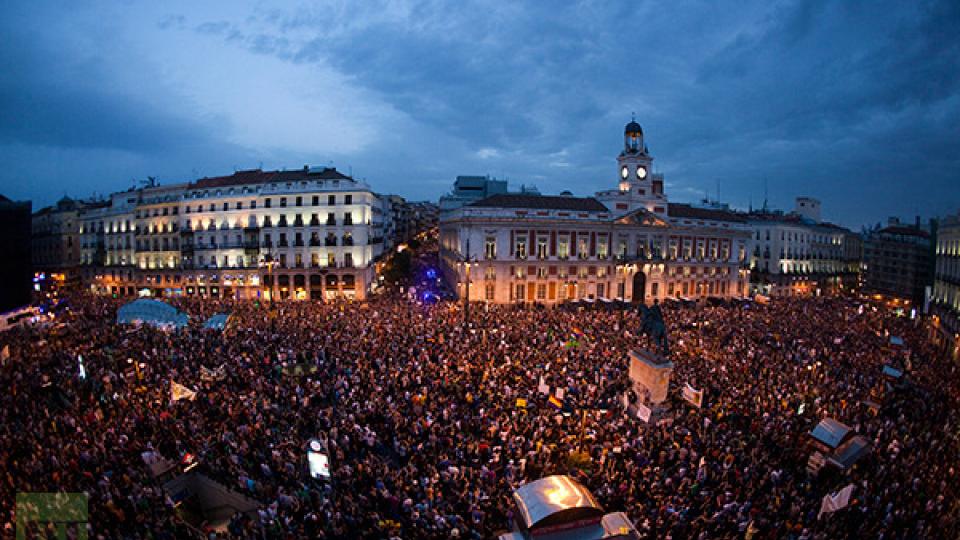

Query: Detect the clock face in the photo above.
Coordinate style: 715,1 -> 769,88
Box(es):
621,165 -> 629,179
636,166 -> 647,179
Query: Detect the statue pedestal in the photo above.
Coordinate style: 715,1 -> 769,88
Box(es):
628,349 -> 673,404
626,349 -> 674,423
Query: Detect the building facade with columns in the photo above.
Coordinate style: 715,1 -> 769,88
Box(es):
440,120 -> 751,305
78,167 -> 388,300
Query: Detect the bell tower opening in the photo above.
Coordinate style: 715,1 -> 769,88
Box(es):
624,114 -> 644,154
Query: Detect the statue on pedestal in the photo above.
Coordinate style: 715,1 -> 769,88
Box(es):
638,300 -> 669,357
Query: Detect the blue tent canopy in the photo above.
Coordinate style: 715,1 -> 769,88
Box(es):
882,365 -> 903,379
204,313 -> 231,330
117,299 -> 189,329
811,418 -> 851,449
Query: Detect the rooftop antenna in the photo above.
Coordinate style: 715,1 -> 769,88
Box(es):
762,177 -> 769,212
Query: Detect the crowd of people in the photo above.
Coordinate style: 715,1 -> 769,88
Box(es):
1,283 -> 958,539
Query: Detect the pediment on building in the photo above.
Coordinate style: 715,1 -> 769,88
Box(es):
613,208 -> 669,227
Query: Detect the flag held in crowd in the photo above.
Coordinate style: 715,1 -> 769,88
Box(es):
682,383 -> 703,408
171,380 -> 197,402
547,395 -> 563,410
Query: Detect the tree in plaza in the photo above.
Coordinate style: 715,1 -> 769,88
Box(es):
383,249 -> 413,285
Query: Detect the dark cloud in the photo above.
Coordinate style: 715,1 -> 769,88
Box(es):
1,0 -> 957,228
0,8 -> 220,154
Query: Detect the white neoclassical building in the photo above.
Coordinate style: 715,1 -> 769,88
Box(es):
78,167 -> 389,300
440,120 -> 751,305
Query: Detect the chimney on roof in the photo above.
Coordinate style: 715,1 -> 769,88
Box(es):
303,165 -> 309,172
915,215 -> 921,229
888,217 -> 900,227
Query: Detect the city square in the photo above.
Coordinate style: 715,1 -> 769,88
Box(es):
1,1 -> 959,539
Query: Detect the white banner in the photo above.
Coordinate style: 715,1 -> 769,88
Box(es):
682,383 -> 703,408
818,484 -> 855,519
636,403 -> 652,423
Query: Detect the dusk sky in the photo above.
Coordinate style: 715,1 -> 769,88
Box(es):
2,1 -> 958,229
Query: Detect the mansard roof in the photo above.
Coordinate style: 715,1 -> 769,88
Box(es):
468,194 -> 608,212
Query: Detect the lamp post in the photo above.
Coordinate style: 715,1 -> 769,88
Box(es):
260,253 -> 277,307
462,236 -> 476,326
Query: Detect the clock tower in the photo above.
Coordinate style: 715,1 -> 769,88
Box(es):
618,117 -> 654,192
597,116 -> 668,217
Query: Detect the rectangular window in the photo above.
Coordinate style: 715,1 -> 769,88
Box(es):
515,238 -> 527,259
537,267 -> 547,278
577,238 -> 588,259
597,240 -> 608,259
485,267 -> 496,280
265,198 -> 272,208
485,237 -> 497,259
537,237 -> 548,258
327,213 -> 336,225
279,253 -> 287,267
328,195 -> 336,205
327,253 -> 336,267
485,284 -> 495,301
515,284 -> 525,302
558,239 -> 570,259
251,201 -> 257,209
312,195 -> 319,206
280,197 -> 287,208
536,283 -> 546,300
296,196 -> 302,207
345,195 -> 352,204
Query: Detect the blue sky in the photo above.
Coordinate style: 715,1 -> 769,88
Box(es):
1,0 -> 958,228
